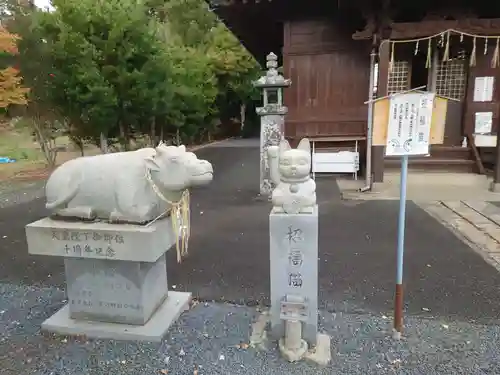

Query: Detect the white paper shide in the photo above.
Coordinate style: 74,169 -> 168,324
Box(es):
385,92 -> 435,157
474,112 -> 493,134
473,76 -> 494,103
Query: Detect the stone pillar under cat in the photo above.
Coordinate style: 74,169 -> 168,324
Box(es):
25,217 -> 190,342
269,205 -> 319,345
254,52 -> 291,196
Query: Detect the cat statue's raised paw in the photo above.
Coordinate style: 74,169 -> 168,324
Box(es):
267,138 -> 316,214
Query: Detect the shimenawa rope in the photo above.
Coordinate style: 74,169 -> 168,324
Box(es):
145,168 -> 190,263
381,28 -> 500,68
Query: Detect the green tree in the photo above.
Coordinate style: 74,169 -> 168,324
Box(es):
11,0 -> 260,151
31,0 -> 174,150
207,23 -> 260,128
3,1 -> 67,165
157,0 -> 261,135
161,0 -> 217,47
163,44 -> 218,143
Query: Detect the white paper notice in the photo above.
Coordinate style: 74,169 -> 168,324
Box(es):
473,76 -> 494,102
385,92 -> 435,156
474,112 -> 493,134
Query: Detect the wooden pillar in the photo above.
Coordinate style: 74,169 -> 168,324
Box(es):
490,125 -> 500,191
372,40 -> 390,183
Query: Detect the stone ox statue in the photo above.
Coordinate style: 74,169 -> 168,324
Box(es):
45,143 -> 213,224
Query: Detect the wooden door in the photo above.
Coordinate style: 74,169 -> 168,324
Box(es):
283,20 -> 371,139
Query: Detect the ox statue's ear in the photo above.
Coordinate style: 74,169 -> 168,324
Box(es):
178,145 -> 186,152
155,145 -> 164,156
145,156 -> 160,171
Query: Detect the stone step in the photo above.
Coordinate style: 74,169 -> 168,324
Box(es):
385,158 -> 476,173
417,201 -> 500,271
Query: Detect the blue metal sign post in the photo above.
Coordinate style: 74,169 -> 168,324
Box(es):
379,89 -> 434,339
393,154 -> 409,340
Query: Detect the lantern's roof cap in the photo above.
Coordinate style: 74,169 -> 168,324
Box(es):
254,52 -> 291,88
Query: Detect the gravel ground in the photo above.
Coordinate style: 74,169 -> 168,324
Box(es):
1,282 -> 500,375
0,180 -> 45,209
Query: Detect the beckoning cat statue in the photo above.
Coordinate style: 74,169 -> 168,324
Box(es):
45,142 -> 213,224
267,138 -> 316,214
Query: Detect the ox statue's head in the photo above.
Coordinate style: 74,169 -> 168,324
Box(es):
145,143 -> 213,192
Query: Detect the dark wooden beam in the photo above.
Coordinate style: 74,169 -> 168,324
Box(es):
372,40 -> 390,183
390,18 -> 500,39
490,122 -> 500,191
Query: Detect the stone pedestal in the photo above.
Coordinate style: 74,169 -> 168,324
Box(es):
269,206 -> 318,345
25,217 -> 191,342
258,110 -> 287,195
64,256 -> 167,325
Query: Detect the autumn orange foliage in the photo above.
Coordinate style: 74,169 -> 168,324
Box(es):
0,26 -> 19,55
0,26 -> 28,108
0,66 -> 29,107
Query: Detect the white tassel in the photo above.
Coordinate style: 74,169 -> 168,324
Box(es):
492,38 -> 500,68
470,37 -> 477,66
442,31 -> 450,61
389,42 -> 395,72
425,39 -> 432,68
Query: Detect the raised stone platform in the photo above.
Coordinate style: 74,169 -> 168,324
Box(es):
42,291 -> 191,342
26,217 -> 176,262
26,217 -> 188,342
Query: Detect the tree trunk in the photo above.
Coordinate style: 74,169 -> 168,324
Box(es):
118,121 -> 130,151
175,129 -> 181,145
32,119 -> 58,168
100,132 -> 108,154
70,133 -> 85,156
49,139 -> 58,167
160,125 -> 164,142
240,103 -> 246,133
76,139 -> 85,156
150,117 -> 156,146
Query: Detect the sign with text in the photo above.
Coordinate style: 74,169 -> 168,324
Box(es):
385,92 -> 435,157
474,111 -> 493,134
52,229 -> 123,258
473,76 -> 494,102
269,208 -> 319,345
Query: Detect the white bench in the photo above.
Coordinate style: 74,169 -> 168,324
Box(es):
310,136 -> 364,180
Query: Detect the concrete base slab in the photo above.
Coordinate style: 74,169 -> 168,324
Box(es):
338,172 -> 500,202
490,182 -> 500,192
249,311 -> 270,350
41,291 -> 191,342
279,337 -> 308,362
305,333 -> 331,366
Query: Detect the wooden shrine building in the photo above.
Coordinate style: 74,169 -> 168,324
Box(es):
211,0 -> 500,182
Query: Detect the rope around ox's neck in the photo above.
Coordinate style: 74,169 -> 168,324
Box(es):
145,168 -> 190,263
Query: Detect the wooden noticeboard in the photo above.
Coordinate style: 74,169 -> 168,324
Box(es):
372,95 -> 448,146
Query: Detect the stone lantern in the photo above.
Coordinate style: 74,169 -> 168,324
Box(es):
254,52 -> 291,195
